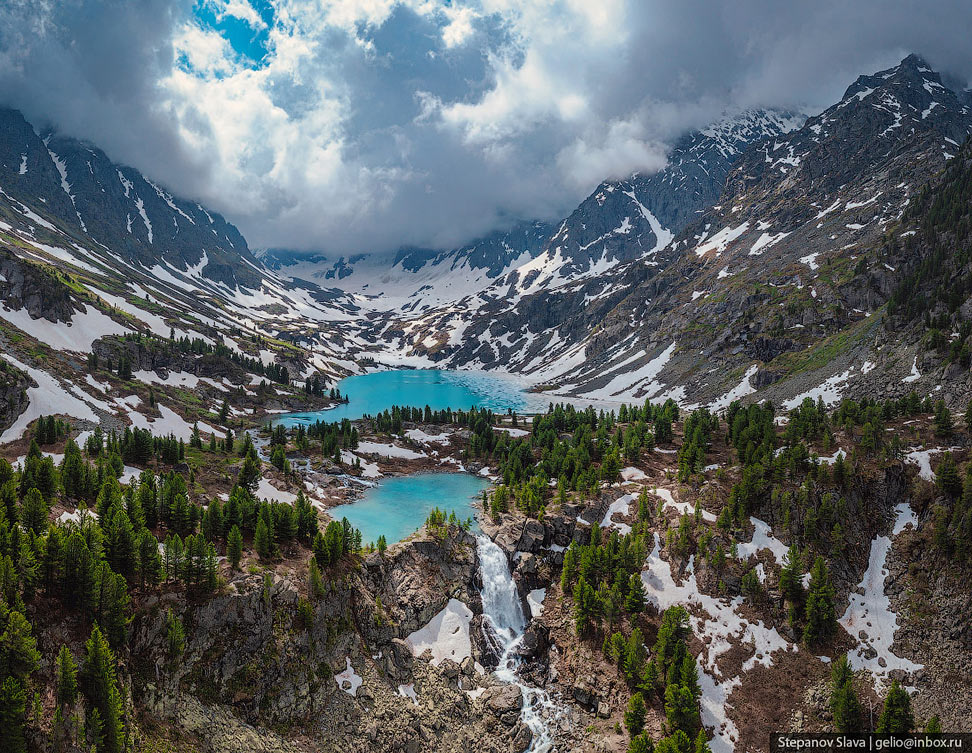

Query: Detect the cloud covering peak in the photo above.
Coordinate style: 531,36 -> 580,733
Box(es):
1,0 -> 970,255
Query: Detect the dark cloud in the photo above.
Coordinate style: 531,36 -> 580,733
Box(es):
0,0 -> 969,256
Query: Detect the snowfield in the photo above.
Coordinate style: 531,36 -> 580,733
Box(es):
405,598 -> 474,666
0,354 -> 101,443
0,304 -> 128,352
641,533 -> 793,753
840,503 -> 923,689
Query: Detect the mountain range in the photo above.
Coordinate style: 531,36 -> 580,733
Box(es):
2,52 -> 972,753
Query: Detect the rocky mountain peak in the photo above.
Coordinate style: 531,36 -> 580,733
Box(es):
0,108 -> 261,288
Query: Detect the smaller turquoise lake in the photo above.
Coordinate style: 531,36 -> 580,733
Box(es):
275,369 -> 550,425
330,472 -> 489,545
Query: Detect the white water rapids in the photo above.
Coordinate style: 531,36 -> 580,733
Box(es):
476,534 -> 563,752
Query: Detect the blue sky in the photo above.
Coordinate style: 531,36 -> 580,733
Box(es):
1,0 -> 970,255
190,0 -> 276,70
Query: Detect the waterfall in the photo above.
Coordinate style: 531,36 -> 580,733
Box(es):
476,535 -> 561,753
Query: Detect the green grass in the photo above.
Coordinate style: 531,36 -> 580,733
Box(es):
768,309 -> 884,376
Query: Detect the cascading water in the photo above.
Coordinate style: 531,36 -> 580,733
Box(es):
476,534 -> 562,753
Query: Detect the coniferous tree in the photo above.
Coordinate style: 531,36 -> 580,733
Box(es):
876,681 -> 914,733
0,676 -> 27,753
779,545 -> 805,624
829,654 -> 862,732
136,530 -> 162,588
934,400 -> 954,438
624,628 -> 648,684
803,556 -> 837,646
625,572 -> 646,614
227,525 -> 243,570
936,452 -> 962,499
20,488 -> 49,535
665,682 -> 700,735
572,576 -> 597,636
0,607 -> 39,681
95,564 -> 130,647
56,645 -> 79,706
80,625 -> 125,753
629,733 -> 655,753
694,730 -> 712,753
254,518 -> 272,561
238,447 -> 261,492
625,691 -> 647,737
61,440 -> 87,499
308,558 -> 325,598
164,608 -> 185,666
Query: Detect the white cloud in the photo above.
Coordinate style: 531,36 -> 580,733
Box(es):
215,0 -> 269,30
441,5 -> 477,48
556,117 -> 669,190
2,0 -> 971,256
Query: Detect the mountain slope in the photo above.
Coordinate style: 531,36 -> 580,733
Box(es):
571,53 -> 972,407
0,108 -> 369,443
261,220 -> 553,313
370,108 -> 804,368
412,54 -> 972,409
0,109 -> 260,288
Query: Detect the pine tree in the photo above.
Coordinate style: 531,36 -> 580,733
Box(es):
80,625 -> 124,753
829,654 -> 862,732
61,440 -> 87,499
934,400 -> 954,438
95,564 -> 130,647
925,716 -> 942,733
137,530 -> 162,588
56,644 -> 79,706
572,576 -> 597,636
254,518 -> 272,561
629,732 -> 655,753
694,730 -> 712,753
655,731 -> 692,753
625,572 -> 646,614
665,682 -> 700,735
20,487 -> 49,535
0,609 -> 40,679
0,676 -> 27,753
238,447 -> 261,492
164,608 -> 185,666
876,680 -> 914,733
779,545 -> 805,608
227,525 -> 243,570
936,452 -> 962,499
308,557 -> 325,598
625,691 -> 647,737
624,628 -> 647,684
803,556 -> 837,646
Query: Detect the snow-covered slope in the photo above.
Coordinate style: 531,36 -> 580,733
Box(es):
261,220 -> 552,313
362,109 -> 805,373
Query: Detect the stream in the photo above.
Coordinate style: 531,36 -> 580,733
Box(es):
476,535 -> 562,753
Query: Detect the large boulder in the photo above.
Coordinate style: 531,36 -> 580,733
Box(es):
482,684 -> 523,726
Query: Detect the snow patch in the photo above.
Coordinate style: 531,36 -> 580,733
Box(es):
405,598 -> 474,666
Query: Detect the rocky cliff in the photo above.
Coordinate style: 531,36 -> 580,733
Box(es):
128,525 -> 541,753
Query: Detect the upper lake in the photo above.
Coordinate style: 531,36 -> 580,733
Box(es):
328,472 -> 489,545
275,368 -> 554,425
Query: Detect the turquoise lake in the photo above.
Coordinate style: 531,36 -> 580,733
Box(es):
275,368 -> 551,425
329,472 -> 489,545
